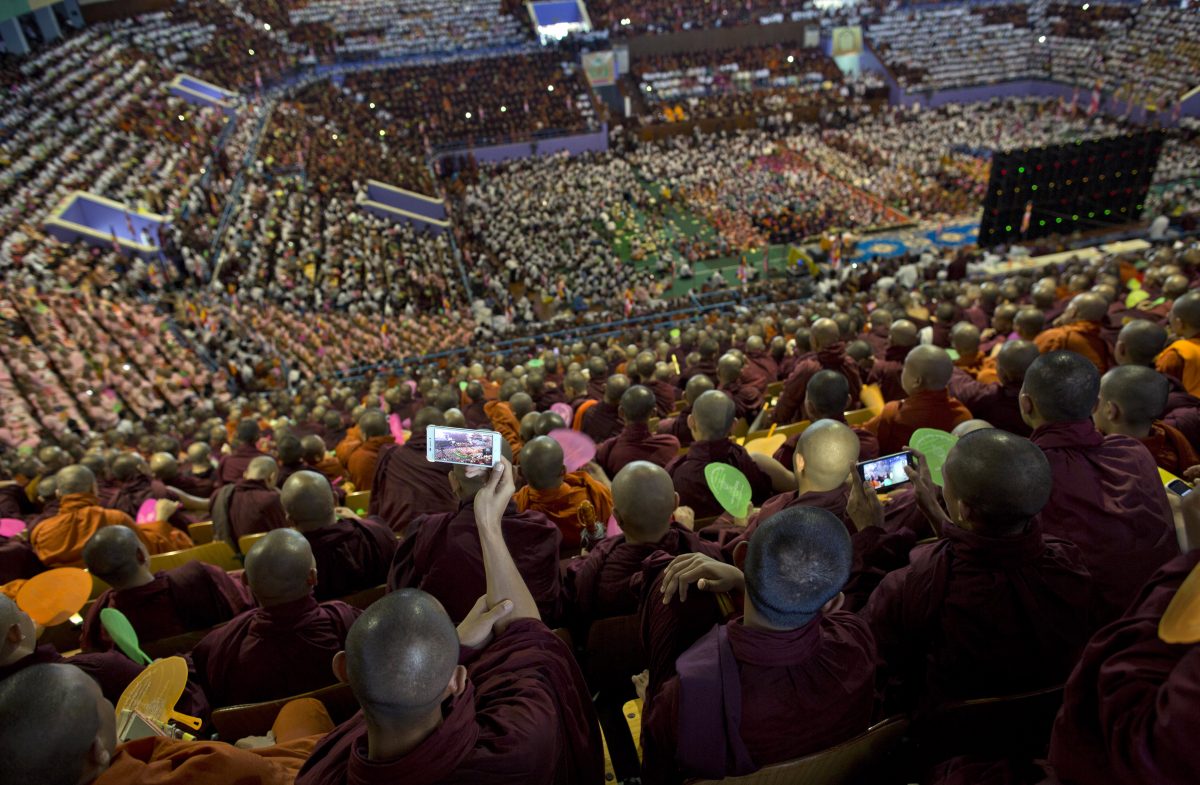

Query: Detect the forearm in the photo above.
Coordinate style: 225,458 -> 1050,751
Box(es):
478,524 -> 540,624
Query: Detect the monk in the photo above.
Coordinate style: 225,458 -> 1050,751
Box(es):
216,419 -> 266,487
281,471 -> 398,602
274,434 -> 307,488
657,374 -> 713,448
30,466 -> 189,568
1115,320 -> 1200,447
1013,307 -> 1045,341
566,462 -> 721,625
368,407 -> 458,534
389,453 -> 561,624
484,381 -> 524,455
514,436 -> 613,552
866,318 -> 918,402
774,318 -> 862,425
0,663 -> 332,785
947,340 -> 1038,437
173,442 -> 216,498
980,303 -> 1017,354
1048,548 -> 1200,785
666,390 -> 775,520
210,456 -> 288,550
1157,289 -> 1200,396
0,595 -> 141,705
151,451 -> 209,501
1093,365 -> 1199,476
865,345 -> 973,454
640,507 -> 876,784
1021,350 -> 1177,622
740,336 -> 778,395
301,434 -> 344,484
949,322 -> 986,379
190,529 -> 361,707
717,353 -> 763,426
772,370 -> 880,467
596,385 -> 681,476
102,453 -> 189,531
79,526 -> 252,652
860,429 -> 1092,712
297,459 -> 604,785
341,410 -> 394,492
863,309 -> 892,356
462,381 -> 491,429
581,374 -> 629,444
1034,292 -> 1114,371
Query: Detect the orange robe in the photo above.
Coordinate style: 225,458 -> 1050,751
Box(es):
1138,421 -> 1200,477
514,472 -> 613,551
1156,337 -> 1200,398
484,400 -> 524,457
953,352 -> 986,380
343,435 -> 395,492
98,698 -> 333,785
333,426 -> 363,468
29,494 -> 191,568
974,355 -> 1000,385
309,455 -> 346,484
1034,321 -> 1113,372
865,389 -> 974,455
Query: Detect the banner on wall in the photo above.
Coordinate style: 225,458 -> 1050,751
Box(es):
582,51 -> 617,87
831,25 -> 863,57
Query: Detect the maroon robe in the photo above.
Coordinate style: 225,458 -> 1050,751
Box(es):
0,483 -> 31,520
0,643 -> 143,704
774,344 -> 863,425
664,439 -> 774,520
867,344 -> 913,402
947,370 -> 1031,436
580,401 -> 623,445
276,461 -> 308,490
660,403 -> 696,448
719,380 -> 764,425
863,325 -> 890,357
102,475 -> 188,529
1163,375 -> 1200,449
741,350 -> 779,394
213,478 -> 289,546
595,423 -> 680,476
1030,420 -> 1177,622
463,400 -> 491,429
190,594 -> 360,708
679,359 -> 717,389
387,501 -> 561,624
0,537 -> 43,584
368,437 -> 458,534
648,380 -> 678,418
216,443 -> 266,487
303,516 -> 399,602
172,469 -> 216,499
1049,550 -> 1200,785
713,486 -> 854,557
296,619 -> 604,785
80,561 -> 253,652
864,522 -> 1092,712
772,424 -> 880,468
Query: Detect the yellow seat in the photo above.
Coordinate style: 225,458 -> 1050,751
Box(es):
237,532 -> 267,555
148,541 -> 240,574
87,571 -> 111,600
741,420 -> 809,450
765,381 -> 784,398
345,491 -> 370,513
187,521 -> 214,545
845,409 -> 874,426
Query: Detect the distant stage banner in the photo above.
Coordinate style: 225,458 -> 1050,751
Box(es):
582,51 -> 617,87
831,26 -> 863,57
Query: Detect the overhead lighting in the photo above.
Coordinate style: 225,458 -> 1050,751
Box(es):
248,48 -> 255,55
331,133 -> 338,140
178,114 -> 185,121
547,85 -> 554,92
500,105 -> 507,112
465,111 -> 472,119
787,55 -> 794,63
379,129 -> 386,137
369,102 -> 375,109
263,22 -> 271,30
1037,35 -> 1046,43
620,17 -> 631,25
1082,3 -> 1089,8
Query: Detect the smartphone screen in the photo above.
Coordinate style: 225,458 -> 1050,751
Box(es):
1167,479 -> 1193,497
426,426 -> 501,467
856,451 -> 914,491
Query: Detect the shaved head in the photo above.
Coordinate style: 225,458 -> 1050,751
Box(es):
1171,290 -> 1200,331
952,419 -> 994,438
889,319 -> 918,348
902,346 -> 955,394
944,430 -> 1051,535
620,385 -> 657,423
509,393 -> 534,421
995,340 -> 1040,387
111,453 -> 146,482
1098,366 -> 1169,430
804,371 -> 851,420
612,462 -> 676,542
235,419 -> 260,445
1116,320 -> 1168,367
148,452 -> 178,481
1022,351 -> 1101,423
413,406 -> 445,434
300,434 -> 327,462
744,507 -> 851,629
520,436 -> 565,491
280,470 -> 336,530
604,375 -> 631,406
244,529 -> 316,606
1070,293 -> 1108,322
56,465 -> 95,496
691,390 -> 736,441
811,318 -> 840,350
80,452 -> 108,480
684,374 -> 714,404
950,322 -> 981,356
343,589 -> 459,722
82,526 -> 145,585
359,410 -> 389,439
717,354 -> 742,385
535,411 -> 566,436
245,455 -> 278,481
797,419 -> 860,488
1014,308 -> 1045,340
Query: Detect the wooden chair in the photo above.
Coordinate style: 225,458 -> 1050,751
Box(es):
686,715 -> 910,785
845,408 -> 874,427
345,490 -> 370,512
908,685 -> 1064,767
211,682 -> 360,741
672,399 -> 687,414
765,381 -> 784,398
551,627 -> 573,649
187,521 -> 214,545
339,584 -> 386,610
237,532 -> 267,555
148,541 -> 240,574
143,627 -> 216,659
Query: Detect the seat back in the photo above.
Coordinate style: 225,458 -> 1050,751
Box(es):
765,381 -> 784,398
687,716 -> 910,785
211,682 -> 360,741
143,627 -> 216,659
87,572 -> 111,600
910,685 -> 1064,766
148,541 -> 240,573
845,409 -> 874,426
187,521 -> 214,545
339,584 -> 386,610
237,532 -> 267,556
584,613 -> 644,689
345,490 -> 370,513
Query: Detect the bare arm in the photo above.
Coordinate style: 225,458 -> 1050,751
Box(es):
750,452 -> 796,493
167,487 -> 211,512
475,458 -> 540,627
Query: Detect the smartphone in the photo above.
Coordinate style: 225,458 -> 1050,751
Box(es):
1167,479 -> 1193,498
426,426 -> 502,468
856,451 -> 916,491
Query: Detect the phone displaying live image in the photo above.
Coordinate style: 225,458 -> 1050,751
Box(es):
426,426 -> 502,467
856,451 -> 916,491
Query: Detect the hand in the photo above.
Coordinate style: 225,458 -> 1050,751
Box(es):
904,449 -> 949,536
235,731 -> 276,750
673,505 -> 696,531
731,507 -> 757,529
1183,465 -> 1200,483
980,328 -> 996,341
456,595 -> 514,649
632,669 -> 649,703
154,498 -> 180,522
660,553 -> 744,604
474,458 -> 515,534
847,471 -> 884,532
333,506 -> 361,520
581,461 -> 610,489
